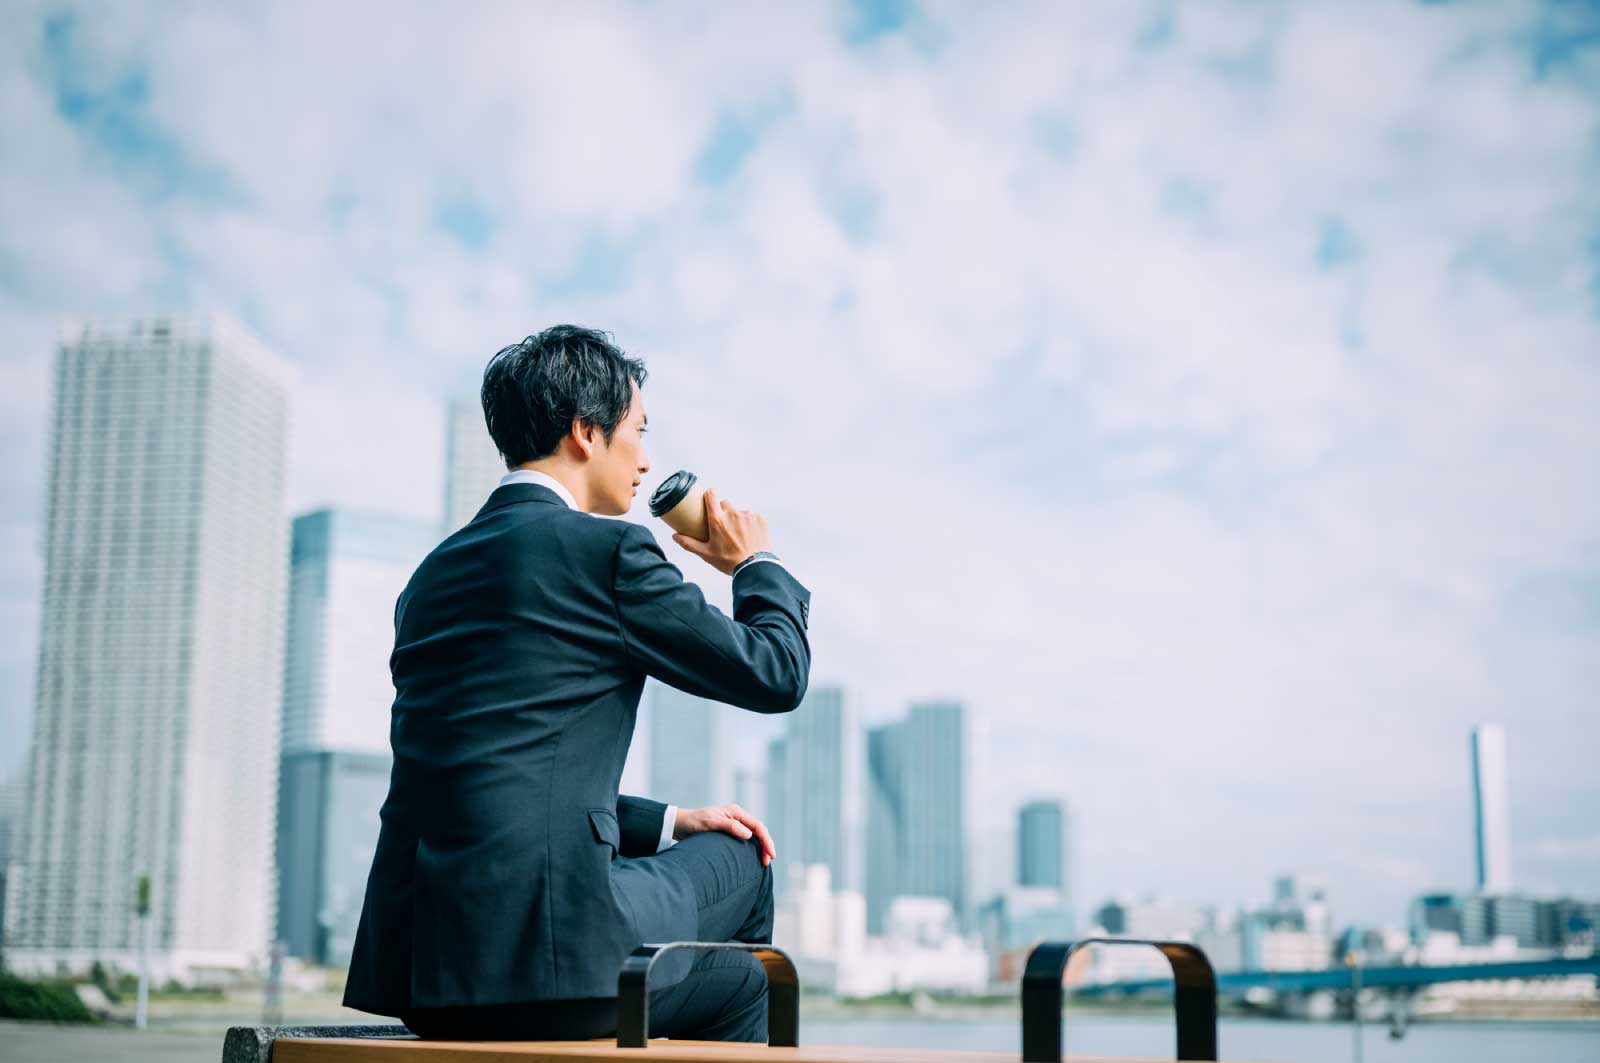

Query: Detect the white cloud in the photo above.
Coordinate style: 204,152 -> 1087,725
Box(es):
1,0 -> 1597,922
1524,834 -> 1600,865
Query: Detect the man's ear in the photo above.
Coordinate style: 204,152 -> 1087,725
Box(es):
569,417 -> 596,460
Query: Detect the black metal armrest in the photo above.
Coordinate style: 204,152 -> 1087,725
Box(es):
1021,938 -> 1217,1062
616,942 -> 799,1048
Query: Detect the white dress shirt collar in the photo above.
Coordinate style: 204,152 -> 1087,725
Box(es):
499,468 -> 580,511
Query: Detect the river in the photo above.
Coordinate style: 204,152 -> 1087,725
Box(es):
802,1014 -> 1599,1062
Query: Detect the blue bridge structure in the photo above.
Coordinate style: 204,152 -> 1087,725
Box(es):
1070,953 -> 1600,998
1068,953 -> 1599,1031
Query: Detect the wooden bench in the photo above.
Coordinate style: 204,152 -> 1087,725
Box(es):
223,939 -> 1238,1063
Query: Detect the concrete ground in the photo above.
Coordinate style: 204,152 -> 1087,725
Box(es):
1,984 -> 399,1061
1,1019 -> 225,1063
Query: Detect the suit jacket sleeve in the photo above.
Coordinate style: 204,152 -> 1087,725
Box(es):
617,794 -> 668,858
612,521 -> 811,714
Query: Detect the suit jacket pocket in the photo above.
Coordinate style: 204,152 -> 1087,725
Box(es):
588,807 -> 621,859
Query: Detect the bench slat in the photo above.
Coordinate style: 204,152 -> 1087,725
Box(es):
273,1040 -> 1228,1063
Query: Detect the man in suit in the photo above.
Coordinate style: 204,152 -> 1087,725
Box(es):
342,325 -> 812,1042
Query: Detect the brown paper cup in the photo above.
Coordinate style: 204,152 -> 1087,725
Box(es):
649,470 -> 710,542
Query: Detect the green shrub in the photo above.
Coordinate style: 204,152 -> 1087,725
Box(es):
89,960 -> 122,1004
0,972 -> 98,1023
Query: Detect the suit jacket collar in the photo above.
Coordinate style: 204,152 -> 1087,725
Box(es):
473,482 -> 570,522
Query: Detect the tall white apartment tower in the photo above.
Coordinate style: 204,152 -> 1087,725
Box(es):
443,395 -> 507,533
1470,723 -> 1512,894
12,315 -> 291,979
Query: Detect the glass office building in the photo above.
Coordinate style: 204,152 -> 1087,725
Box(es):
276,509 -> 435,964
648,683 -> 727,811
1017,799 -> 1066,891
865,700 -> 966,933
766,686 -> 845,895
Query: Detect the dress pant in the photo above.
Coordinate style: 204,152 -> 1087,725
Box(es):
401,832 -> 775,1042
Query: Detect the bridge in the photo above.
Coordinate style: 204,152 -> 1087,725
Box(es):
1068,953 -> 1600,997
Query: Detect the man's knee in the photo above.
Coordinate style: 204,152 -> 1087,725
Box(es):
685,829 -> 768,882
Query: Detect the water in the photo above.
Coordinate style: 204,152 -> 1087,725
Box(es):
803,1015 -> 1600,1062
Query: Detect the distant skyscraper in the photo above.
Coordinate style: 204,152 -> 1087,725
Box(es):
276,509 -> 435,965
765,687 -> 845,895
865,700 -> 965,933
1017,800 -> 1065,891
1471,723 -> 1512,893
13,315 -> 290,977
648,683 -> 726,810
280,510 -> 437,756
443,395 -> 506,532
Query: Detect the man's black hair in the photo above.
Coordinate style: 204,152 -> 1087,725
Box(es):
480,325 -> 649,468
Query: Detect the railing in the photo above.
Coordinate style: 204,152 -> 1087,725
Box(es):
616,941 -> 800,1049
1022,938 -> 1218,1062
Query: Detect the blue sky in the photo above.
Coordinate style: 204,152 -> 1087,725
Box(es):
1,0 -> 1597,925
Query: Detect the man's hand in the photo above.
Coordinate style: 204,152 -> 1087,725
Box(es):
672,803 -> 776,867
671,489 -> 775,577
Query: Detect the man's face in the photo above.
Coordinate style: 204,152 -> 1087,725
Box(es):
589,379 -> 649,516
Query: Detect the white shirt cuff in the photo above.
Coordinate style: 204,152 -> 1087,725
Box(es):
657,805 -> 678,852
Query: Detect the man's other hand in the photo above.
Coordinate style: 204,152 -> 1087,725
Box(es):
671,489 -> 775,577
672,803 -> 775,867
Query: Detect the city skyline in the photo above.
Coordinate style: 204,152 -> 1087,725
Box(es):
2,2 -> 1597,928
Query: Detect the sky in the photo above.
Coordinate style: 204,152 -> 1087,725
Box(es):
1,0 -> 1597,928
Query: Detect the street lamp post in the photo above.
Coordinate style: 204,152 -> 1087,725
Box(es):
135,875 -> 151,1031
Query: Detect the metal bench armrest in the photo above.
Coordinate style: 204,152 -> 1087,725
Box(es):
617,942 -> 799,1049
1021,938 -> 1217,1062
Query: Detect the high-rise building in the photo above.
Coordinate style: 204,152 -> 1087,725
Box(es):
865,700 -> 965,933
276,509 -> 435,965
276,751 -> 390,968
766,687 -> 844,895
648,683 -> 726,810
1017,800 -> 1065,891
12,315 -> 290,978
1471,723 -> 1512,893
443,395 -> 506,533
280,510 -> 437,757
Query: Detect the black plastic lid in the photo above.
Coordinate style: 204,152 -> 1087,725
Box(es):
648,469 -> 698,517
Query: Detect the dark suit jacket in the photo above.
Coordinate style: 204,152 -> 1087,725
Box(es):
342,482 -> 811,1013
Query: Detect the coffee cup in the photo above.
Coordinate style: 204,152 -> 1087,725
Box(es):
648,470 -> 710,542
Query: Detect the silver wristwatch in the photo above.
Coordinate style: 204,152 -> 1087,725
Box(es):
731,550 -> 781,578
